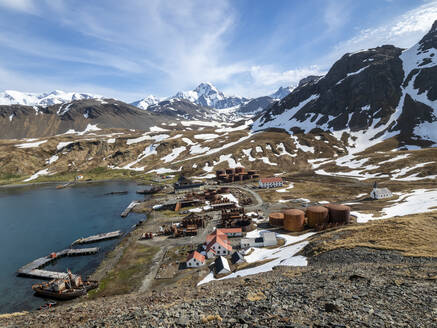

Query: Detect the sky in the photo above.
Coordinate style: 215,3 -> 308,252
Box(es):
0,0 -> 436,102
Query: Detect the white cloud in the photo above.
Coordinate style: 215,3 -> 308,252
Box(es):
1,0 -> 437,102
250,65 -> 324,87
329,1 -> 437,60
0,0 -> 36,13
323,0 -> 352,33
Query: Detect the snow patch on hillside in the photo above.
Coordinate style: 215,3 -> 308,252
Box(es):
16,140 -> 47,148
353,189 -> 437,223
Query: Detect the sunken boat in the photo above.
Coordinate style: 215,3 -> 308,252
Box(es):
32,270 -> 98,301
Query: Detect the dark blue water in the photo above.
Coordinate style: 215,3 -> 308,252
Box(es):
0,181 -> 146,313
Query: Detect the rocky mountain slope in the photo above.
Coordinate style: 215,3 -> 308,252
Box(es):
2,216 -> 436,327
269,85 -> 293,100
253,21 -> 437,151
0,99 -> 171,139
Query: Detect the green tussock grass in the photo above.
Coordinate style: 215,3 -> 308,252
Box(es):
88,244 -> 160,298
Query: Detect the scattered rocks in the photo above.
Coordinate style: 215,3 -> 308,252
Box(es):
1,248 -> 436,327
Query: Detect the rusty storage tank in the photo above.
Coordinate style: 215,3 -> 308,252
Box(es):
306,206 -> 329,228
323,204 -> 351,224
283,209 -> 305,231
269,212 -> 285,226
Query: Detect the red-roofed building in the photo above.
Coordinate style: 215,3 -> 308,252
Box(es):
186,251 -> 206,267
217,228 -> 243,237
259,177 -> 283,189
206,235 -> 232,256
205,247 -> 216,259
206,229 -> 227,244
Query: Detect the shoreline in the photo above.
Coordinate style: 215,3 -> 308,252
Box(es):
0,179 -> 150,314
0,177 -> 142,189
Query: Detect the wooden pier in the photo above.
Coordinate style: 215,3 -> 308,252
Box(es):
17,247 -> 99,280
72,230 -> 122,245
121,201 -> 139,217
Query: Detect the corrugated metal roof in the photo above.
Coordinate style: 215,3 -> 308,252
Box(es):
260,177 -> 283,183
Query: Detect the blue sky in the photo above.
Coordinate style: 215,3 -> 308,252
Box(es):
0,0 -> 436,102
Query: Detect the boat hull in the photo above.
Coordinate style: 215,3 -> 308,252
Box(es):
32,281 -> 98,300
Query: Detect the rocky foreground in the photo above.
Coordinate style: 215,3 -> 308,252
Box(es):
1,247 -> 436,328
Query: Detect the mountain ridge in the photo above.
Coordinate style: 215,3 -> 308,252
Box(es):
253,21 -> 437,152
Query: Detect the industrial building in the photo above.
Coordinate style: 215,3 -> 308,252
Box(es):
174,175 -> 204,190
215,167 -> 259,183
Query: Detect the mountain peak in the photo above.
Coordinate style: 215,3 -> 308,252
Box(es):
0,90 -> 101,107
418,19 -> 437,51
171,83 -> 247,109
269,86 -> 294,100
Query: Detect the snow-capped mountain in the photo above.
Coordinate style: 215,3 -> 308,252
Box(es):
0,90 -> 102,107
130,95 -> 162,110
269,86 -> 294,100
253,20 -> 437,150
173,82 -> 248,109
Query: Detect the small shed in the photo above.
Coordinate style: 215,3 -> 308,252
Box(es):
231,251 -> 246,265
261,231 -> 277,247
186,251 -> 205,267
215,256 -> 231,275
240,231 -> 277,248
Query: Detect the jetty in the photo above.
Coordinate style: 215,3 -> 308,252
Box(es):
72,230 -> 122,245
121,201 -> 139,217
17,247 -> 98,280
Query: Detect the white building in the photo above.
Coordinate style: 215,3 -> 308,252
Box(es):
186,251 -> 205,267
205,235 -> 232,256
240,231 -> 277,249
370,183 -> 392,199
259,177 -> 283,189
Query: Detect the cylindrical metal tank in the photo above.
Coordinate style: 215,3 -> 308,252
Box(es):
306,206 -> 329,228
283,209 -> 305,231
323,204 -> 351,224
269,212 -> 285,226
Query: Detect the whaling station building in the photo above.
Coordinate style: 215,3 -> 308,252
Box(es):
259,177 -> 283,189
